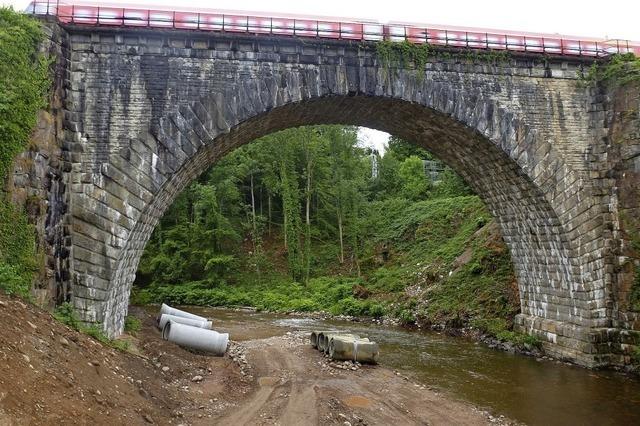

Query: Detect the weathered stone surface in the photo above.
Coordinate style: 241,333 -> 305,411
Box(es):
14,20 -> 640,366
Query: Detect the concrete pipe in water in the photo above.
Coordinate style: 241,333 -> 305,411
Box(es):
329,336 -> 379,364
158,313 -> 212,331
160,303 -> 208,322
162,321 -> 229,355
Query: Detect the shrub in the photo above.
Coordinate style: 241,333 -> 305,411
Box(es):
124,316 -> 142,333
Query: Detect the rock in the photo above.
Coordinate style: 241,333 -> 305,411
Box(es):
161,366 -> 169,372
27,321 -> 37,330
90,360 -> 100,366
59,337 -> 69,346
142,413 -> 154,424
22,354 -> 30,363
191,375 -> 203,382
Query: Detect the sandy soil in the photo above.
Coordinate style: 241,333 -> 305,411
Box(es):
0,294 -> 506,425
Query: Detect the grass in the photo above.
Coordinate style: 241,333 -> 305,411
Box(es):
53,303 -> 130,352
472,317 -> 541,348
133,275 -> 388,318
124,315 -> 142,333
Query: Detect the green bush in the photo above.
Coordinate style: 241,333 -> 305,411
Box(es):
124,316 -> 142,333
0,262 -> 31,298
0,8 -> 50,180
53,302 -> 82,330
398,309 -> 416,325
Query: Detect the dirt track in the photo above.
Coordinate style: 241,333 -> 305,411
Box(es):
0,296 -> 505,425
213,333 -> 494,425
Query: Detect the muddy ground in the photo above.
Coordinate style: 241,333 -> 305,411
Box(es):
0,294 -> 510,425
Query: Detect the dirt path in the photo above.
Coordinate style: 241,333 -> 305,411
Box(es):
209,333 -> 495,425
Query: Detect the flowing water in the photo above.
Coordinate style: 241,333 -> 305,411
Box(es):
182,307 -> 640,425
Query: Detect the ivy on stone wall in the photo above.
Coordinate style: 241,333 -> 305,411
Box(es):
0,8 -> 50,179
0,8 -> 50,297
375,40 -> 432,71
581,53 -> 640,86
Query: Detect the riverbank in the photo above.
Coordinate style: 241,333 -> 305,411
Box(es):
0,292 -> 509,425
164,303 -> 546,362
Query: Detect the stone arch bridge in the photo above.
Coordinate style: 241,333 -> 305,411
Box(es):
15,19 -> 640,367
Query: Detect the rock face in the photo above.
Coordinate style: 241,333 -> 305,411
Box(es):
15,19 -> 640,366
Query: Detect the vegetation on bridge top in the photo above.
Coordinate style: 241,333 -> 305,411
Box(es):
374,40 -> 512,73
581,53 -> 640,86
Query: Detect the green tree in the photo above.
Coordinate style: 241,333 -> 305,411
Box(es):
398,156 -> 430,200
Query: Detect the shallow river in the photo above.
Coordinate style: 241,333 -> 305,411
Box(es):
181,307 -> 640,425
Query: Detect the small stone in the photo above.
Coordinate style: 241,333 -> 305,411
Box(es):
22,354 -> 30,363
27,321 -> 37,330
191,375 -> 203,382
162,366 -> 169,372
59,337 -> 69,346
90,360 -> 100,367
142,413 -> 154,424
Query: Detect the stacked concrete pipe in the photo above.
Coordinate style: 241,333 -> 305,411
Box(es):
160,303 -> 207,321
320,333 -> 361,354
329,336 -> 379,364
310,330 -> 332,349
162,320 -> 229,356
158,313 -> 212,331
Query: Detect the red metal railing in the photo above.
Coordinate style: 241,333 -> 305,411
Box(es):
27,1 -> 640,58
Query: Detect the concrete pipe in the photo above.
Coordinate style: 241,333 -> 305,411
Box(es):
160,303 -> 207,322
158,313 -> 212,331
325,335 -> 369,355
319,333 -> 360,354
329,336 -> 379,364
316,331 -> 334,352
310,330 -> 333,349
162,321 -> 229,355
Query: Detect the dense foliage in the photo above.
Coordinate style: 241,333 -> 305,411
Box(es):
582,53 -> 640,86
134,125 -> 520,338
0,8 -> 50,297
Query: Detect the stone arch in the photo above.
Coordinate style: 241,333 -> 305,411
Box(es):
65,39 -> 610,363
99,94 -> 585,338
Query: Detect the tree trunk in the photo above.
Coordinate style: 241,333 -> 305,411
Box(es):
337,207 -> 344,264
267,193 -> 272,236
304,157 -> 312,285
281,161 -> 288,251
250,172 -> 257,237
